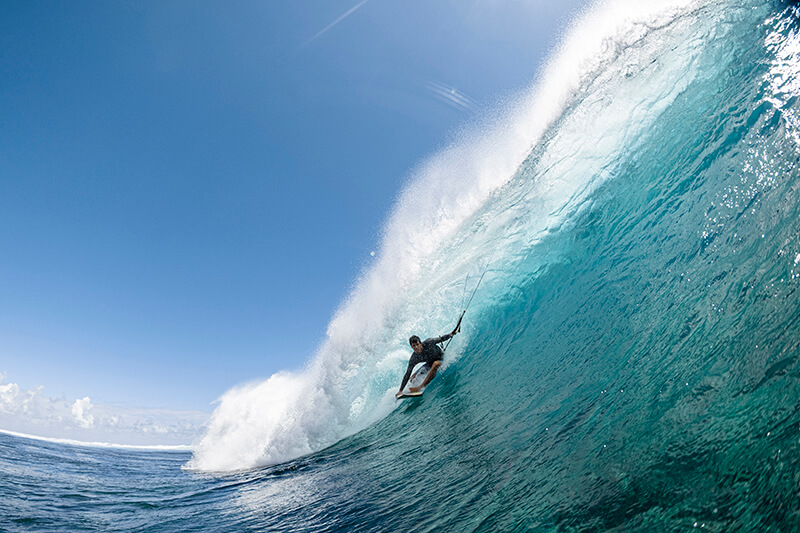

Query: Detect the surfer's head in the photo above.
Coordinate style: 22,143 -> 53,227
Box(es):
409,335 -> 423,353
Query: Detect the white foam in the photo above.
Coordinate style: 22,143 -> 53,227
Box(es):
188,0 -> 716,472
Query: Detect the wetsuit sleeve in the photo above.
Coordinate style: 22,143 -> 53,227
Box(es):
399,353 -> 423,391
429,333 -> 453,345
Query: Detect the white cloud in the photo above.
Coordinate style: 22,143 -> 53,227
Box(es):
0,373 -> 209,447
0,380 -> 44,417
71,396 -> 95,428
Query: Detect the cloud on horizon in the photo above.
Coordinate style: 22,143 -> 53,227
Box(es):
0,373 -> 208,447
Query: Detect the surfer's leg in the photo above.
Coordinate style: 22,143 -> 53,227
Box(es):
410,363 -> 430,383
410,361 -> 441,392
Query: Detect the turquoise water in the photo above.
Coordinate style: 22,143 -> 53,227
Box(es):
5,1 -> 800,530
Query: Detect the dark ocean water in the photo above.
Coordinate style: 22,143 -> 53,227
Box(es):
5,1 -> 800,531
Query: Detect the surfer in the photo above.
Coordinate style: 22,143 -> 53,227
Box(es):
396,326 -> 459,398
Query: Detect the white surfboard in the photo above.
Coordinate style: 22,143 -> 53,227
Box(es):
397,364 -> 429,399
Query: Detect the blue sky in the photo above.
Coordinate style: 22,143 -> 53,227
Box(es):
1,0 -> 588,414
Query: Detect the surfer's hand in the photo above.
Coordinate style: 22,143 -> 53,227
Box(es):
409,386 -> 420,393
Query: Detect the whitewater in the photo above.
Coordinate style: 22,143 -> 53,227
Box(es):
5,0 -> 800,530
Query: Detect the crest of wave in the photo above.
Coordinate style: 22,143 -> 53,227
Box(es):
186,0 -> 706,472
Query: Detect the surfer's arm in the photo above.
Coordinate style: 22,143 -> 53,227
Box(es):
398,358 -> 417,393
434,315 -> 463,342
430,332 -> 454,345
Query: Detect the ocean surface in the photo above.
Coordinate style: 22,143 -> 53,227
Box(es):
5,0 -> 800,530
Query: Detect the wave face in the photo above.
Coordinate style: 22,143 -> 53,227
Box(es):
187,0 -> 800,529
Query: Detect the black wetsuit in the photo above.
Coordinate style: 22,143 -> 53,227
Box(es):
399,333 -> 452,391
